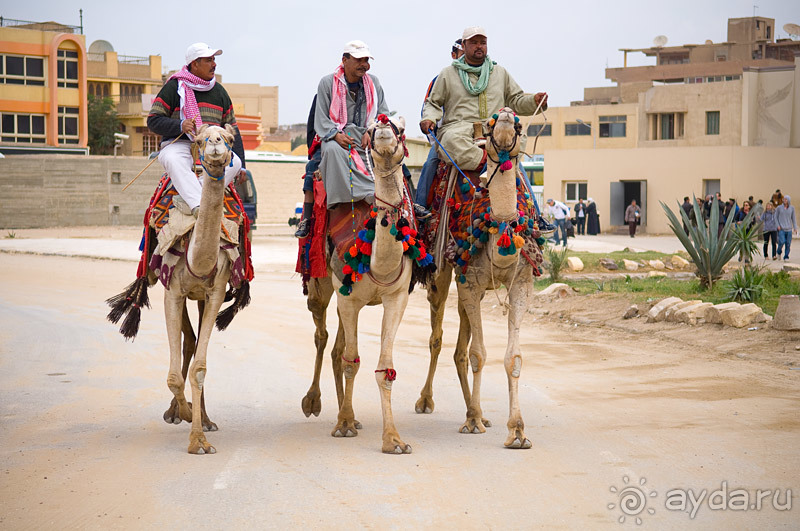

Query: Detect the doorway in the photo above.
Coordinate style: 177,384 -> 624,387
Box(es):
610,180 -> 647,227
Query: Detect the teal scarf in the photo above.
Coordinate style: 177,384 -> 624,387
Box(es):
452,56 -> 496,95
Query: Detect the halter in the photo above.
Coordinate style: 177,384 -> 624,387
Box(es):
484,113 -> 521,189
198,138 -> 233,180
370,114 -> 409,159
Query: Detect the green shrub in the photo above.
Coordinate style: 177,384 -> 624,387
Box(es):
545,245 -> 569,282
725,265 -> 766,302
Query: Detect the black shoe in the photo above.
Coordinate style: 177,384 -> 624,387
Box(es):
294,218 -> 311,238
537,216 -> 556,233
414,203 -> 432,220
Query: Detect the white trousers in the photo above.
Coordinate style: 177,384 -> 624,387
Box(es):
158,139 -> 242,210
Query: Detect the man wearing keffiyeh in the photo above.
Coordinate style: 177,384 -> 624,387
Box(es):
147,43 -> 246,213
314,40 -> 389,209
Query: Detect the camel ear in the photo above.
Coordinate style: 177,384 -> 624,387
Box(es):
195,124 -> 210,142
391,116 -> 406,136
224,123 -> 236,140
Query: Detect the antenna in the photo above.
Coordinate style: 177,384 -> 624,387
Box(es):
653,35 -> 668,47
784,23 -> 800,39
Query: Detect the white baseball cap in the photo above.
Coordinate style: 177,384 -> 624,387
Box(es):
462,26 -> 487,41
185,43 -> 222,64
343,40 -> 374,59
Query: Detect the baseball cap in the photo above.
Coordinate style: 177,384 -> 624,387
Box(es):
185,43 -> 222,64
343,40 -> 374,59
462,26 -> 487,41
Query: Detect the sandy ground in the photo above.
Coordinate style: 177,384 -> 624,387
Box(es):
0,228 -> 798,529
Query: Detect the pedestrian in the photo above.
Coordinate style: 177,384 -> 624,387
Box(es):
625,199 -> 640,238
735,201 -> 756,263
574,198 -> 586,235
776,195 -> 798,260
771,189 -> 783,208
681,196 -> 692,234
761,201 -> 778,260
586,198 -> 600,235
546,198 -> 570,247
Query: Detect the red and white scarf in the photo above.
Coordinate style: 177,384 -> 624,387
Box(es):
169,66 -> 216,136
330,64 -> 377,174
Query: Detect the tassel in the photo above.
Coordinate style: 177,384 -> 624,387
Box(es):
216,280 -> 251,331
500,160 -> 513,172
119,305 -> 141,340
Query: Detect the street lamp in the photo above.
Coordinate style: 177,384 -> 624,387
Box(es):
576,118 -> 596,149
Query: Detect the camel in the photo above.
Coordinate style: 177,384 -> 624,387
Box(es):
301,115 -> 427,454
416,108 -> 538,449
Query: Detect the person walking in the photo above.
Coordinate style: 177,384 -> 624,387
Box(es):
776,195 -> 798,260
574,198 -> 586,235
586,198 -> 600,235
625,199 -> 640,238
761,201 -> 779,261
546,198 -> 570,247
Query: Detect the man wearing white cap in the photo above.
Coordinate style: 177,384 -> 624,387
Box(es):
420,26 -> 547,172
314,40 -> 389,208
148,43 -> 246,213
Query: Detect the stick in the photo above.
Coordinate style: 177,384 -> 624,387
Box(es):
121,133 -> 185,191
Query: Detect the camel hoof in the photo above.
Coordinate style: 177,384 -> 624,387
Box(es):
301,393 -> 322,418
389,444 -> 412,454
459,418 -> 487,434
482,419 -> 492,428
202,420 -> 218,432
331,421 -> 359,438
504,437 -> 532,449
354,420 -> 363,430
414,396 -> 435,414
188,440 -> 216,455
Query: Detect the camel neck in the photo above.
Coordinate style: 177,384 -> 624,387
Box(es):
187,173 -> 225,277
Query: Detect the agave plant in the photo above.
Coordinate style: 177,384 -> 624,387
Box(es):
545,244 -> 569,282
725,265 -> 766,302
731,218 -> 762,264
661,197 -> 754,289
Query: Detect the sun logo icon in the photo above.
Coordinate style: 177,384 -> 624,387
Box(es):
608,475 -> 657,525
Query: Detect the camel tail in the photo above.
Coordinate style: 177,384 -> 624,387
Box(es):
215,280 -> 251,331
409,260 -> 437,294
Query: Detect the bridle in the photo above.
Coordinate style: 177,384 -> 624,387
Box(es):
369,114 -> 408,160
484,118 -> 522,189
198,136 -> 234,180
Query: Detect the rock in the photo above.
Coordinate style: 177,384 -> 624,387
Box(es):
648,260 -> 665,270
704,302 -> 741,324
623,259 -> 639,271
751,312 -> 771,323
637,260 -> 649,268
665,300 -> 702,321
720,303 -> 763,328
664,261 -> 674,270
599,258 -> 618,270
623,305 -> 639,319
773,295 -> 800,331
674,302 -> 713,325
567,256 -> 584,272
647,297 -> 683,323
782,264 -> 800,273
647,271 -> 667,278
671,255 -> 690,269
536,283 -> 574,299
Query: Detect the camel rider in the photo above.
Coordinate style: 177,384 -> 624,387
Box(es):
314,40 -> 389,209
148,43 -> 246,214
420,26 -> 547,175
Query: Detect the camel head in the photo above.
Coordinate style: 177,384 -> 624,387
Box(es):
485,107 -> 522,161
368,114 -> 407,168
195,124 -> 235,180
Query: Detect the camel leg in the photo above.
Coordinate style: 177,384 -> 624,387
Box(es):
503,278 -> 532,449
302,277 -> 333,418
415,265 -> 451,414
376,291 -> 412,454
331,299 -> 363,438
163,303 -> 195,425
186,282 -> 227,455
194,301 -> 217,432
165,294 -> 193,430
457,285 -> 488,434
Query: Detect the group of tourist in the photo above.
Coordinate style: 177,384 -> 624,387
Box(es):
543,198 -> 601,246
680,189 -> 797,261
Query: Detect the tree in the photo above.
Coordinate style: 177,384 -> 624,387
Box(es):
87,95 -> 119,155
290,134 -> 306,152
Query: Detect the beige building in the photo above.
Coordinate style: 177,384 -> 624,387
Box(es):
224,83 -> 279,135
521,15 -> 800,234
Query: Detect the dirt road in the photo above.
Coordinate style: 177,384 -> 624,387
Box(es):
0,237 -> 797,529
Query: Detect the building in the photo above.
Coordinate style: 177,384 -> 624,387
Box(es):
86,39 -> 162,156
522,16 -> 800,233
0,17 -> 88,154
224,82 -> 279,135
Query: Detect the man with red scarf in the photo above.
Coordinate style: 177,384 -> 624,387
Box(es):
148,43 -> 246,214
314,40 -> 389,209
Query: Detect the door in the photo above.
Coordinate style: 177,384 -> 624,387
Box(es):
610,182 -> 624,226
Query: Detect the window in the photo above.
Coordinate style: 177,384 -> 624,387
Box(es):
89,82 -> 110,98
526,124 -> 551,136
1,112 -> 46,143
58,106 -> 80,144
599,115 -> 627,138
57,49 -> 78,89
649,113 -> 684,140
142,133 -> 161,155
565,182 -> 588,202
565,122 -> 591,136
706,111 -> 720,135
0,54 -> 45,86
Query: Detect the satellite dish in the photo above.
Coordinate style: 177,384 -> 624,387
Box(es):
653,35 -> 668,47
88,40 -> 115,54
784,23 -> 800,38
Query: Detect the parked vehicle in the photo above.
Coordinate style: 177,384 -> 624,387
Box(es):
236,169 -> 257,228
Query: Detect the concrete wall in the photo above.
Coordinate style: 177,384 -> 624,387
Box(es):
543,146 -> 800,234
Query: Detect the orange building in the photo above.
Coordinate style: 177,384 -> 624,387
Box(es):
0,18 -> 88,154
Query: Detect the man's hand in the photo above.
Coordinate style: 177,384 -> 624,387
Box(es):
534,92 -> 548,108
235,169 -> 247,186
419,120 -> 435,136
361,132 -> 370,150
334,132 -> 352,150
181,118 -> 196,136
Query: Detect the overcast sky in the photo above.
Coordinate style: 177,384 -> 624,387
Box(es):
10,0 -> 800,134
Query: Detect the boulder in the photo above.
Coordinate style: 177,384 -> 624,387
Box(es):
647,297 -> 683,323
665,300 -> 702,321
704,302 -> 741,324
671,255 -> 690,269
720,303 -> 763,328
648,260 -> 666,270
599,258 -> 619,270
773,295 -> 800,331
567,256 -> 584,272
623,305 -> 639,319
623,259 -> 639,271
648,271 -> 667,278
536,283 -> 574,299
782,264 -> 800,273
673,302 -> 713,325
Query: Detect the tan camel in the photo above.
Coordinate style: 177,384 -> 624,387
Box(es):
161,124 -> 238,455
301,116 -> 418,454
417,108 -> 537,449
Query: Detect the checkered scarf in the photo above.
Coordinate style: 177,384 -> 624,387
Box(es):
329,64 -> 377,174
169,66 -> 216,134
